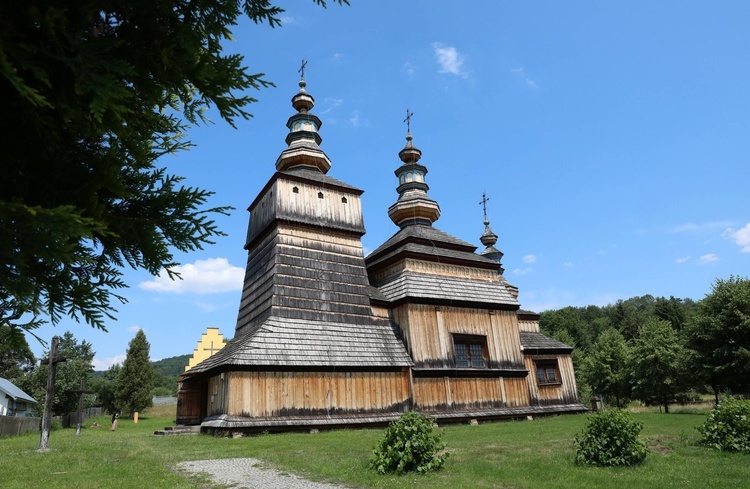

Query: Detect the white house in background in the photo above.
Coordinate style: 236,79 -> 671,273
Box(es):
0,378 -> 38,417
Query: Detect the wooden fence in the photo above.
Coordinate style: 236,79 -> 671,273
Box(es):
0,416 -> 40,436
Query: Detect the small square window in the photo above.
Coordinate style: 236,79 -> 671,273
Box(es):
453,335 -> 487,368
535,359 -> 561,385
318,192 -> 324,199
292,186 -> 299,194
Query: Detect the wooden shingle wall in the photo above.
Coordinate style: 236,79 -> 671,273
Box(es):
209,370 -> 410,418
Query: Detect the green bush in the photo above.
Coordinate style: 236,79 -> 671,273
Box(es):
697,398 -> 750,453
370,411 -> 447,475
574,409 -> 649,466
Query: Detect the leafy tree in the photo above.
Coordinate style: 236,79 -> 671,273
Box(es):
582,328 -> 632,408
116,330 -> 154,416
631,318 -> 689,413
686,275 -> 750,397
17,331 -> 95,415
90,364 -> 121,414
0,324 -> 36,382
0,0 -> 346,334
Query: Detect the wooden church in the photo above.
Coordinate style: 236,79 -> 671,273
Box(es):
177,73 -> 586,433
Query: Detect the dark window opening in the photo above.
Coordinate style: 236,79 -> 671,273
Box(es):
292,186 -> 299,194
535,359 -> 561,385
453,334 -> 488,368
341,197 -> 348,204
318,192 -> 324,199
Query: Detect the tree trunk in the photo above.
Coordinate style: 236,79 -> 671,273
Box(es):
39,336 -> 59,451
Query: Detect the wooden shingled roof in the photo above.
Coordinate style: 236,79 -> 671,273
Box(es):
184,316 -> 412,376
376,270 -> 519,308
519,331 -> 574,354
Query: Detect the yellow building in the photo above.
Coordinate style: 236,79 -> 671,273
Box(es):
185,328 -> 227,372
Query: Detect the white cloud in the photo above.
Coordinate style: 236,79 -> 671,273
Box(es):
563,262 -> 574,267
671,221 -> 734,234
513,268 -> 532,275
349,110 -> 360,126
522,254 -> 536,264
676,256 -> 690,264
138,257 -> 244,294
510,68 -> 538,90
279,16 -> 297,25
128,325 -> 142,333
698,254 -> 719,264
321,97 -> 343,115
432,43 -> 467,78
92,355 -> 125,371
404,61 -> 416,77
723,223 -> 750,252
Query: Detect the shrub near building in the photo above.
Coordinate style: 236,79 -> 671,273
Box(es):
574,409 -> 649,467
370,412 -> 447,475
698,398 -> 750,454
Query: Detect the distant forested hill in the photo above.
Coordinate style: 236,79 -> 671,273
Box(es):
152,354 -> 190,377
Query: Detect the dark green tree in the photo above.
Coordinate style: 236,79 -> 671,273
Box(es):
17,331 -> 95,415
0,324 -> 36,382
116,330 -> 154,416
90,364 -> 122,414
631,318 -> 689,413
582,328 -> 632,408
686,275 -> 750,398
0,0 -> 346,334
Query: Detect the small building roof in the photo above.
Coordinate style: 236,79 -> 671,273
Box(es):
519,331 -> 573,354
0,377 -> 37,404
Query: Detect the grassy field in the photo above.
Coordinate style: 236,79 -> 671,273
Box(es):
1,405 -> 748,489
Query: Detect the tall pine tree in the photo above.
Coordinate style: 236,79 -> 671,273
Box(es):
116,330 -> 154,416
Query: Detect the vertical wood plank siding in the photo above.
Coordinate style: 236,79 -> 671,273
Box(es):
523,354 -> 579,405
395,304 -> 525,370
213,370 -> 410,417
517,319 -> 540,333
413,377 -> 505,411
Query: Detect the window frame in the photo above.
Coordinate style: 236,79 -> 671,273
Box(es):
452,334 -> 489,368
534,359 -> 562,386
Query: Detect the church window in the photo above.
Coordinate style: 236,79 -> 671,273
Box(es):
453,334 -> 488,368
318,192 -> 324,199
341,197 -> 347,203
292,186 -> 299,194
535,359 -> 561,385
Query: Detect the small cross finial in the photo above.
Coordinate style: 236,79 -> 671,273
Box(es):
479,192 -> 490,221
404,108 -> 414,133
298,58 -> 308,80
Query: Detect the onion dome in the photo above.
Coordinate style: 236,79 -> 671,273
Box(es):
478,192 -> 505,274
275,67 -> 332,174
387,111 -> 441,228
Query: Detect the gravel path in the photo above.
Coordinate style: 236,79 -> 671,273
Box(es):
175,458 -> 351,489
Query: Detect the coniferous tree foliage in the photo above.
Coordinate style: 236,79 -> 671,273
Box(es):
686,275 -> 750,397
0,0 -> 346,334
17,331 -> 95,415
116,330 -> 154,416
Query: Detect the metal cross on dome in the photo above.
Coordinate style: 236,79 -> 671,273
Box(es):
299,58 -> 308,80
404,108 -> 414,133
479,192 -> 490,221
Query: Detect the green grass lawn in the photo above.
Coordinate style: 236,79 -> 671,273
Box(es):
1,407 -> 748,489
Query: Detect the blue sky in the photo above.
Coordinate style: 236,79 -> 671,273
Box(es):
27,1 -> 750,368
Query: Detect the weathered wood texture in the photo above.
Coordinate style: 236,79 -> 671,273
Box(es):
517,318 -> 540,333
391,304 -> 525,370
524,354 -> 579,406
246,174 -> 365,247
236,222 -> 378,337
177,379 -> 206,425
207,370 -> 410,418
503,377 -> 531,407
413,377 -> 503,411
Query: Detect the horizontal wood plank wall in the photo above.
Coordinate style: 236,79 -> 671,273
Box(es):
523,354 -> 579,406
223,370 -> 409,417
503,377 -> 531,407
